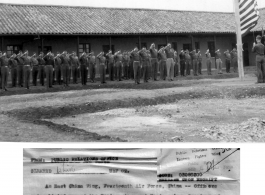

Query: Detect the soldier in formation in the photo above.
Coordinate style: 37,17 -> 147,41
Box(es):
252,35 -> 265,83
1,43 -> 246,92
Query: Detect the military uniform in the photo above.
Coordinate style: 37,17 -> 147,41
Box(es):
97,55 -> 106,84
15,55 -> 24,87
37,56 -> 46,86
54,56 -> 62,85
129,54 -> 134,79
70,55 -> 80,84
215,50 -> 223,74
60,54 -> 71,86
149,48 -> 158,80
179,51 -> 186,76
206,52 -> 212,75
224,51 -> 231,73
123,53 -> 130,79
131,51 -> 141,84
184,52 -> 191,75
106,53 -> 115,81
165,47 -> 174,80
114,53 -> 123,81
8,57 -> 18,87
159,50 -> 167,80
197,52 -> 202,75
190,50 -> 198,76
139,50 -> 149,82
231,50 -> 238,73
0,56 -> 9,91
89,54 -> 96,82
44,55 -> 54,88
79,54 -> 88,85
252,42 -> 265,83
22,56 -> 31,89
31,57 -> 39,86
147,52 -> 151,80
173,53 -> 179,77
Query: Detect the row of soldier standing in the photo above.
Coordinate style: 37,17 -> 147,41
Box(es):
0,43 -> 238,91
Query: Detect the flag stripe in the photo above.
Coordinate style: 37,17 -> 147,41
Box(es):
237,0 -> 260,37
241,18 -> 258,31
240,8 -> 255,22
241,12 -> 257,27
239,0 -> 248,9
239,0 -> 254,15
241,23 -> 256,37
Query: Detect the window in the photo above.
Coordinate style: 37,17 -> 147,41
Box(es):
7,45 -> 21,56
79,43 -> 90,56
207,41 -> 215,57
38,46 -> 52,55
136,42 -> 147,49
195,42 -> 200,50
183,43 -> 192,51
172,42 -> 178,51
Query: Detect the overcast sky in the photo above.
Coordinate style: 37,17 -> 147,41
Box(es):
0,0 -> 265,12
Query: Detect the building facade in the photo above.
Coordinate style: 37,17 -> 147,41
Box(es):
0,3 -> 264,68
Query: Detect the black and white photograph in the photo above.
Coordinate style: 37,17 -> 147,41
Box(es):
0,0 -> 265,143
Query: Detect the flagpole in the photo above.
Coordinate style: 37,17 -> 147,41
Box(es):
234,0 -> 244,80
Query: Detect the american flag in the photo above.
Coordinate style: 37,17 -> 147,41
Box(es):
239,0 -> 260,37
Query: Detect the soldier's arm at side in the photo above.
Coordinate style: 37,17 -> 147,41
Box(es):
251,43 -> 256,53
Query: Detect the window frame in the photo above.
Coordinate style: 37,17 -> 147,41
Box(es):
6,45 -> 22,56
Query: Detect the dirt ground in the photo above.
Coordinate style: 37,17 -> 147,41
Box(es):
1,70 -> 265,142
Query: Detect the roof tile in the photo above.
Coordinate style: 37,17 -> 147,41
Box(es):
0,3 -> 264,35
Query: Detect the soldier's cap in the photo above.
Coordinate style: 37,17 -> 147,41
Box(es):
33,52 -> 36,55
40,51 -> 44,54
256,35 -> 262,40
57,51 -> 60,54
19,50 -> 22,53
0,51 -> 2,53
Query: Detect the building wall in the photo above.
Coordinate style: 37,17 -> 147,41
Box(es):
0,33 -> 257,71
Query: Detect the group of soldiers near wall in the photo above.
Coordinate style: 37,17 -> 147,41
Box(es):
0,43 -> 239,91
